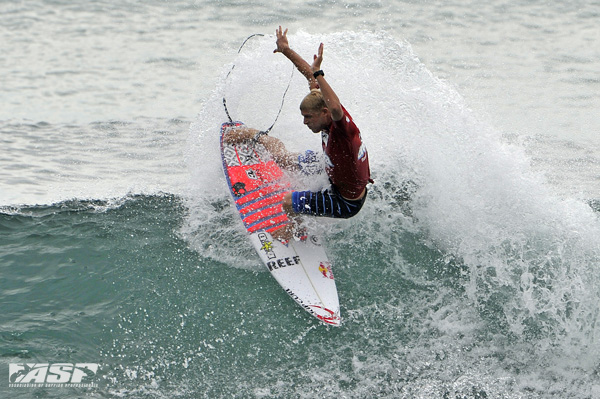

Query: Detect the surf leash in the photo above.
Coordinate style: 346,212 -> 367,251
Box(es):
222,33 -> 294,136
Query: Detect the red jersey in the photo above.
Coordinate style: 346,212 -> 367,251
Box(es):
321,106 -> 371,198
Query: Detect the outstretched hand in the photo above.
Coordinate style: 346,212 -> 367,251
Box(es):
274,25 -> 289,53
311,43 -> 324,72
273,26 -> 324,90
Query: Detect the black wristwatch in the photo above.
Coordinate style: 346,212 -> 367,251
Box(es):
313,70 -> 324,79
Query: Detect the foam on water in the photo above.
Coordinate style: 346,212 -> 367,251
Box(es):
184,30 -> 600,396
3,1 -> 600,396
5,28 -> 596,399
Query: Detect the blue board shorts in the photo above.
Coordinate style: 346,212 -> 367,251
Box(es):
292,149 -> 367,218
291,186 -> 367,219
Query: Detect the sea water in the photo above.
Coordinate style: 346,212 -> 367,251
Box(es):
1,1 -> 600,398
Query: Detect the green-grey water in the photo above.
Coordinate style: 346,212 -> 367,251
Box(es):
2,1 -> 600,398
0,194 -> 460,397
3,188 -> 600,397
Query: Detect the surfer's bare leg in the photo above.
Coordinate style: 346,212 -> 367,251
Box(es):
271,192 -> 303,241
282,192 -> 294,215
224,127 -> 300,171
271,224 -> 293,241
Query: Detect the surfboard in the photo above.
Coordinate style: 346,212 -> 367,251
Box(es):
220,121 -> 341,326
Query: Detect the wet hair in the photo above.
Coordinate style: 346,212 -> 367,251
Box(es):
300,89 -> 326,112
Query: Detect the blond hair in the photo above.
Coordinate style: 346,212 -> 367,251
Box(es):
300,89 -> 326,112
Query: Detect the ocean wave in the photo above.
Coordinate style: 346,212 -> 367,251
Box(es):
0,193 -> 182,217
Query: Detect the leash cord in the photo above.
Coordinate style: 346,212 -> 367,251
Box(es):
222,33 -> 294,135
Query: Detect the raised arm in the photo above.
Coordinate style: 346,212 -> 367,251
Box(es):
310,42 -> 343,122
274,26 -> 318,90
274,27 -> 343,121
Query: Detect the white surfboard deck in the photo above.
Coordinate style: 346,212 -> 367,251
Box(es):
249,231 -> 340,326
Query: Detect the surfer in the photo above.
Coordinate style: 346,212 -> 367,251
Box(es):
225,26 -> 371,226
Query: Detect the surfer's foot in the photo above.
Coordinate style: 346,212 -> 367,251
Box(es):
270,222 -> 307,243
271,224 -> 294,242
